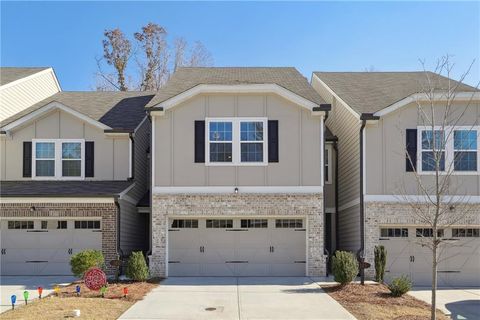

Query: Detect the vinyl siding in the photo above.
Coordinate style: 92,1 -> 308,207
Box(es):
337,204 -> 361,252
0,70 -> 59,121
118,197 -> 148,254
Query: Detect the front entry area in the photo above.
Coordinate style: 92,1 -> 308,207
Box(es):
168,218 -> 306,277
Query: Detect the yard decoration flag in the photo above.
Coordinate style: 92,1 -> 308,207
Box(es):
84,267 -> 107,291
100,286 -> 107,298
23,291 -> 29,305
10,295 -> 16,310
54,286 -> 60,296
37,287 -> 43,299
75,285 -> 81,296
123,287 -> 128,298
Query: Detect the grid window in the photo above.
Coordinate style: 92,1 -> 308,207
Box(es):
421,130 -> 445,172
241,219 -> 268,228
452,228 -> 480,237
33,140 -> 84,178
240,122 -> 264,162
8,221 -> 34,230
62,143 -> 82,177
206,219 -> 233,228
57,221 -> 68,229
41,221 -> 48,229
454,130 -> 477,171
35,142 -> 55,177
209,122 -> 233,163
380,228 -> 409,238
416,228 -> 444,237
74,220 -> 101,229
171,219 -> 199,228
275,219 -> 303,228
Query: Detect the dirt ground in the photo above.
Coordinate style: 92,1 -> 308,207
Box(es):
322,283 -> 449,320
0,280 -> 158,320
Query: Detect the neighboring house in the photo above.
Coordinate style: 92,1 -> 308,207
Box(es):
147,67 -> 331,277
0,67 -> 61,121
0,91 -> 153,275
312,71 -> 480,286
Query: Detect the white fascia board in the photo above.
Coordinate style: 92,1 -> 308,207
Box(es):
0,68 -> 60,91
0,197 -> 115,204
311,74 -> 360,120
365,194 -> 480,204
133,115 -> 148,134
1,101 -> 112,132
152,84 -> 320,112
153,186 -> 323,194
374,92 -> 480,117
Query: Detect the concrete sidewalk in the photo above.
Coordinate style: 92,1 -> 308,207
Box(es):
120,277 -> 356,320
0,276 -> 75,313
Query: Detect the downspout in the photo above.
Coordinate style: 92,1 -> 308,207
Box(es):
114,198 -> 123,262
323,111 -> 330,276
146,114 -> 152,258
333,139 -> 339,251
358,119 -> 366,285
129,133 -> 135,180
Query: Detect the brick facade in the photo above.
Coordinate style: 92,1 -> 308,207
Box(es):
150,193 -> 326,277
364,201 -> 480,279
0,201 -> 119,275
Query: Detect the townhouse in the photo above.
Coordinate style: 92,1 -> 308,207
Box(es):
312,71 -> 480,286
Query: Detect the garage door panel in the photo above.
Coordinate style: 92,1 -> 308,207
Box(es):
270,263 -> 305,276
235,263 -> 269,276
202,263 -> 236,276
169,263 -> 202,276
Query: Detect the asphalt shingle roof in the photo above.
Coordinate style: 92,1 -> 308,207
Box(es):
0,67 -> 50,86
0,181 -> 134,197
0,91 -> 155,131
146,67 -> 326,108
314,71 -> 478,115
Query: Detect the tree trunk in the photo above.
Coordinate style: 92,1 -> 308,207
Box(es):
431,244 -> 437,320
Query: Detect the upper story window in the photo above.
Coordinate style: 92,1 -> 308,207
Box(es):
32,139 -> 84,179
418,126 -> 479,174
325,144 -> 332,184
206,118 -> 267,166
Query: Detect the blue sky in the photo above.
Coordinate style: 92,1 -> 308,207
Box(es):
1,1 -> 479,90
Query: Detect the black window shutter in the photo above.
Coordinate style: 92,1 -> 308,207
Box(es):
85,141 -> 94,177
268,120 -> 279,162
194,121 -> 205,163
23,142 -> 32,177
406,129 -> 417,172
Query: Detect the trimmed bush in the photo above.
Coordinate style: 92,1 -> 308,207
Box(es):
332,251 -> 359,285
70,249 -> 104,278
388,276 -> 412,297
374,245 -> 387,283
126,251 -> 149,281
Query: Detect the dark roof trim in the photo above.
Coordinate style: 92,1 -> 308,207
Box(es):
104,129 -> 133,133
360,113 -> 380,120
326,135 -> 338,142
145,106 -> 164,112
0,131 -> 6,134
313,104 -> 332,112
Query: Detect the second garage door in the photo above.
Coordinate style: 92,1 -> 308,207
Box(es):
168,218 -> 306,276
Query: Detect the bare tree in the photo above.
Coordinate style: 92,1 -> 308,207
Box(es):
173,37 -> 188,72
401,56 -> 478,320
188,41 -> 214,67
101,28 -> 132,91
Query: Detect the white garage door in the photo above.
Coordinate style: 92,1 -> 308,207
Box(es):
1,219 -> 102,276
168,218 -> 306,276
380,227 -> 480,287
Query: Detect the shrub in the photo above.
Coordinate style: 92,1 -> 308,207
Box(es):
70,249 -> 104,278
374,245 -> 387,283
332,251 -> 359,285
126,251 -> 149,281
388,276 -> 412,297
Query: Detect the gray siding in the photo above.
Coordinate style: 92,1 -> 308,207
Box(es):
119,198 -> 148,254
324,142 -> 336,210
153,93 -> 323,187
337,204 -> 360,252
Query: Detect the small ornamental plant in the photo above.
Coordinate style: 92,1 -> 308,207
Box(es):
70,249 -> 104,278
126,251 -> 149,281
374,245 -> 387,283
388,275 -> 412,297
332,251 -> 359,285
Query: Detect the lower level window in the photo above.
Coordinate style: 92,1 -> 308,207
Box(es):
206,219 -> 233,228
241,219 -> 268,228
416,228 -> 444,237
171,219 -> 198,228
380,228 -> 408,237
8,221 -> 34,229
452,228 -> 480,237
75,220 -> 100,229
275,219 -> 303,228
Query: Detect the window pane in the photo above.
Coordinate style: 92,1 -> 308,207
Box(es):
241,143 -> 263,162
240,122 -> 263,141
36,160 -> 55,176
62,143 -> 81,159
454,130 -> 477,150
36,142 -> 55,158
454,151 -> 477,171
209,122 -> 232,141
41,221 -> 48,229
422,130 -> 444,150
62,160 -> 81,176
422,151 -> 445,171
210,143 -> 232,162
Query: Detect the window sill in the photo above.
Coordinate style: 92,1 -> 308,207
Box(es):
205,162 -> 268,167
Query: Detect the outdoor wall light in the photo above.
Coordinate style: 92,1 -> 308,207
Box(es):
234,187 -> 239,194
30,206 -> 36,212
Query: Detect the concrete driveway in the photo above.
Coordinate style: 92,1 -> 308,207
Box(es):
119,277 -> 355,320
409,287 -> 480,320
0,276 -> 75,313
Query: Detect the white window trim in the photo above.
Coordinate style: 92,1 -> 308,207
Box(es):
417,126 -> 480,175
32,139 -> 85,180
325,144 -> 333,184
205,117 -> 268,166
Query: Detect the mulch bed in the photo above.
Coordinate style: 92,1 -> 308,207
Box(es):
322,283 -> 449,320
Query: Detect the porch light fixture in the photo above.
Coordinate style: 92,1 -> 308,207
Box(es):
234,187 -> 239,194
30,206 -> 36,212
